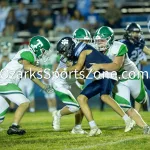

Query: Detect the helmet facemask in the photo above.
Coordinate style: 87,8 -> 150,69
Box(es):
94,36 -> 112,51
127,31 -> 142,43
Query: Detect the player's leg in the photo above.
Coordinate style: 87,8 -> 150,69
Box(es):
78,79 -> 116,136
129,78 -> 150,133
6,93 -> 30,135
52,87 -> 80,131
69,82 -> 86,134
130,77 -> 147,111
9,102 -> 16,112
0,83 -> 30,135
114,81 -> 150,134
51,76 -> 86,133
26,80 -> 36,113
0,96 -> 9,124
44,91 -> 57,113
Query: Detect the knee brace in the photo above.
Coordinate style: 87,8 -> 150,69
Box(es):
68,105 -> 80,113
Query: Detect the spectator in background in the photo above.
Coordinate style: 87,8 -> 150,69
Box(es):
0,0 -> 11,34
55,6 -> 71,37
14,2 -> 29,31
27,8 -> 42,34
76,0 -> 91,18
85,5 -> 101,31
55,6 -> 70,29
66,9 -> 85,33
3,10 -> 17,37
104,0 -> 122,28
39,19 -> 54,37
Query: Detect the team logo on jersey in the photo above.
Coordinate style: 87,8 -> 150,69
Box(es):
61,39 -> 68,45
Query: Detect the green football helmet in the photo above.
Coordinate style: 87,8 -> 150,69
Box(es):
29,36 -> 51,59
72,28 -> 92,43
94,26 -> 114,51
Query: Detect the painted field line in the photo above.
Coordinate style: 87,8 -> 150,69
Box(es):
65,135 -> 149,150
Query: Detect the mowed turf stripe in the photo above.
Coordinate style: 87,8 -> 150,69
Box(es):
65,135 -> 149,150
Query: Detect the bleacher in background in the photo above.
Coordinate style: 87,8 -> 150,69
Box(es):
1,0 -> 150,50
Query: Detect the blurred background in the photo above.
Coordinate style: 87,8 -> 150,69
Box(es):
0,0 -> 150,112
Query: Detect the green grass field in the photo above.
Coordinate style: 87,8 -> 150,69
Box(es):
0,109 -> 150,150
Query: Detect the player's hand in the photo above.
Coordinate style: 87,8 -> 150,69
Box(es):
58,68 -> 67,73
89,63 -> 102,73
44,85 -> 54,94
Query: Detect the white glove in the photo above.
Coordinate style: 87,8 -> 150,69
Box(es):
44,85 -> 54,94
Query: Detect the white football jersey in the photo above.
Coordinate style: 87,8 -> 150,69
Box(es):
106,41 -> 139,79
0,48 -> 36,85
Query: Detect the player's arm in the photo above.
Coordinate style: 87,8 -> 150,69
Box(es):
19,59 -> 43,72
31,77 -> 52,94
31,77 -> 46,89
25,72 -> 46,89
28,73 -> 52,93
59,51 -> 87,72
90,44 -> 127,72
143,46 -> 150,55
90,56 -> 124,72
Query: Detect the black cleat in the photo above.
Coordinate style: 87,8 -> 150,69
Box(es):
7,125 -> 26,135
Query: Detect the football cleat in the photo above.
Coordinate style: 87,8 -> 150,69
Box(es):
7,125 -> 26,135
143,126 -> 150,134
124,117 -> 134,132
52,111 -> 61,131
71,127 -> 87,134
88,127 -> 102,137
130,119 -> 136,127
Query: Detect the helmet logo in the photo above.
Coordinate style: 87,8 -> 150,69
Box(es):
61,39 -> 68,45
30,39 -> 43,50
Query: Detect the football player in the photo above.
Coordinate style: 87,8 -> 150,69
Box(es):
120,23 -> 150,112
91,26 -> 150,134
56,36 -> 132,136
51,28 -> 92,134
0,36 -> 52,135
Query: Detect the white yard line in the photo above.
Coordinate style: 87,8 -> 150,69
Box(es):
65,135 -> 149,150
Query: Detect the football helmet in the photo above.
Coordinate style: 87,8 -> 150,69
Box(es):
29,36 -> 51,59
73,28 -> 92,43
0,42 -> 12,56
124,22 -> 142,43
56,37 -> 76,60
93,26 -> 114,51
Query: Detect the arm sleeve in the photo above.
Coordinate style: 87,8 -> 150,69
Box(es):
117,44 -> 128,56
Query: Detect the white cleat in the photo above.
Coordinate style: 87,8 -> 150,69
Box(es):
52,110 -> 61,131
71,127 -> 88,134
124,117 -> 134,132
88,127 -> 102,137
143,126 -> 150,134
131,119 -> 136,127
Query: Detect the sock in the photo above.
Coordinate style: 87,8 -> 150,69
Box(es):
29,108 -> 35,113
122,114 -> 130,121
57,110 -> 61,118
48,107 -> 56,113
89,120 -> 97,128
75,124 -> 81,129
12,123 -> 18,126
